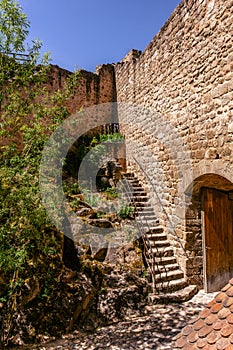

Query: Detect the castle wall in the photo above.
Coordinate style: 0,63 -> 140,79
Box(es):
49,64 -> 116,114
114,0 -> 233,285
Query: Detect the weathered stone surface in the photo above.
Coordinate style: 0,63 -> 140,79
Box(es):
114,0 -> 233,287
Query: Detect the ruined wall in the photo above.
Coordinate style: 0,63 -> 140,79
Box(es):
49,64 -> 116,114
114,0 -> 233,285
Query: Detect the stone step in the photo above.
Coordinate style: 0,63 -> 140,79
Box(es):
133,202 -> 151,207
138,211 -> 156,217
122,173 -> 136,178
147,233 -> 167,241
122,190 -> 147,197
124,179 -> 140,185
138,214 -> 158,220
151,240 -> 170,248
136,206 -> 154,212
149,285 -> 198,303
148,256 -> 177,266
130,195 -> 148,202
154,263 -> 181,273
147,226 -> 164,234
139,217 -> 159,224
154,269 -> 184,283
155,278 -> 188,293
152,246 -> 174,257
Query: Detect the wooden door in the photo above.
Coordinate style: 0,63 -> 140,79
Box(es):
202,188 -> 233,292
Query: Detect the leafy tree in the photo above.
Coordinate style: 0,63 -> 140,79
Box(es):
0,0 -> 29,52
0,0 -> 80,346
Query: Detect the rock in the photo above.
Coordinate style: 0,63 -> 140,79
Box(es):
88,218 -> 113,228
76,208 -> 94,217
115,242 -> 144,270
93,248 -> 108,262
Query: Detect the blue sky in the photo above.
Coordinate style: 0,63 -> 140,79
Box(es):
19,0 -> 181,73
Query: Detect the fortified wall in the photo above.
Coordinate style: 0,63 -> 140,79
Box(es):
53,0 -> 233,288
114,0 -> 233,286
49,64 -> 116,114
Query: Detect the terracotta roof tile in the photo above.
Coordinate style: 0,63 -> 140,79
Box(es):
212,320 -> 225,331
210,302 -> 223,314
176,336 -> 188,348
197,337 -> 207,348
216,292 -> 227,303
193,319 -> 205,331
182,325 -> 194,336
221,283 -> 231,292
187,331 -> 199,343
183,343 -> 196,349
203,344 -> 220,349
174,278 -> 233,349
206,330 -> 220,344
207,299 -> 217,308
227,314 -> 233,324
223,296 -> 233,308
198,325 -> 213,338
226,286 -> 233,297
199,308 -> 211,319
205,313 -> 218,325
220,324 -> 233,337
218,307 -> 231,320
215,337 -> 230,349
225,345 -> 233,350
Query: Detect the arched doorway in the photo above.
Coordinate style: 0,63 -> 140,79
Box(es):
186,173 -> 233,292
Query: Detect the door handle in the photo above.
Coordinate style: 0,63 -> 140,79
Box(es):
206,246 -> 212,250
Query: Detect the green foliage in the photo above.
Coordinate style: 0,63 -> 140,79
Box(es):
118,204 -> 135,219
104,187 -> 119,199
0,0 -> 29,52
98,132 -> 125,143
82,189 -> 100,208
0,2 -> 81,345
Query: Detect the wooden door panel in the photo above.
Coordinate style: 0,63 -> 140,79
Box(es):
202,188 -> 233,292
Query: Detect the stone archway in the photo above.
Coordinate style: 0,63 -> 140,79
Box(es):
185,173 -> 233,292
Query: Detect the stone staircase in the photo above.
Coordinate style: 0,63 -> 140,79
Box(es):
121,172 -> 198,302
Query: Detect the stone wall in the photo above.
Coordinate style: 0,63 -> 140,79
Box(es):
114,0 -> 233,285
49,64 -> 116,114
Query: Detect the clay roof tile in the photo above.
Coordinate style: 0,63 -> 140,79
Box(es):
218,307 -> 231,320
221,283 -> 231,292
227,314 -> 233,324
206,330 -> 220,344
216,292 -> 227,303
199,308 -> 211,319
226,286 -> 233,297
174,278 -> 233,349
223,296 -> 233,308
198,325 -> 213,338
220,324 -> 233,338
197,337 -> 207,348
215,337 -> 231,349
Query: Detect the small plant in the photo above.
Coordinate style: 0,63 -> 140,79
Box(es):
104,187 -> 119,200
141,269 -> 148,278
82,189 -> 100,208
98,132 -> 125,143
118,204 -> 135,219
